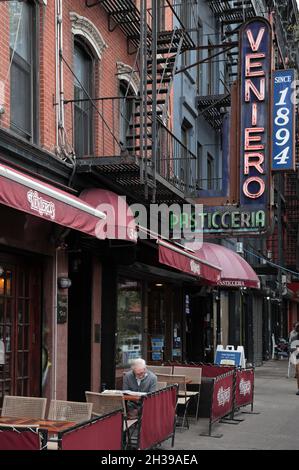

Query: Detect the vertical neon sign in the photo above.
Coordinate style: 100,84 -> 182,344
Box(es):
239,19 -> 272,209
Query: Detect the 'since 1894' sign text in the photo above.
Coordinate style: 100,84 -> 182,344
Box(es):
272,69 -> 295,171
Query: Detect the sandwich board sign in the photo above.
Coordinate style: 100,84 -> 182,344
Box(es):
215,345 -> 246,368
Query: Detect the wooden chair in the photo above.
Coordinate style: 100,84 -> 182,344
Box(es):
147,365 -> 173,375
1,396 -> 47,419
48,400 -> 92,423
155,374 -> 191,429
85,391 -> 137,449
173,366 -> 202,420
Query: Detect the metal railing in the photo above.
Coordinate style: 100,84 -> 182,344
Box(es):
196,177 -> 223,191
156,122 -> 197,195
146,0 -> 197,33
66,95 -> 197,196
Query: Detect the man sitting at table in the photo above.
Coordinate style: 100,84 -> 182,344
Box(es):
123,358 -> 157,393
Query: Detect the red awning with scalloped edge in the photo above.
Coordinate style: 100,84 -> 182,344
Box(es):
195,243 -> 260,289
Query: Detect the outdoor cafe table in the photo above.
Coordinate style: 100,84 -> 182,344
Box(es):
0,416 -> 76,433
100,391 -> 145,401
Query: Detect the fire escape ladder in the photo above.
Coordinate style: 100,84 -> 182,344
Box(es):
196,0 -> 257,129
80,1 -> 197,203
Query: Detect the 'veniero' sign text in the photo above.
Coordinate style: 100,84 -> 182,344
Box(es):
239,18 -> 272,226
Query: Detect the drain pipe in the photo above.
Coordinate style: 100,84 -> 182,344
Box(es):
55,0 -> 66,153
55,0 -> 59,148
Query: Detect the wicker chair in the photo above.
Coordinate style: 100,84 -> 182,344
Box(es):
85,391 -> 138,449
48,400 -> 92,423
1,396 -> 47,419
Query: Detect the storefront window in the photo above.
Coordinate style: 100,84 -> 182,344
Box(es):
116,279 -> 142,367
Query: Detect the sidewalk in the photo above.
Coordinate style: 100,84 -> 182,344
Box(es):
162,360 -> 299,450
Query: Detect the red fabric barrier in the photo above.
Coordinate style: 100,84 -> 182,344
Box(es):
211,373 -> 234,422
168,363 -> 234,378
139,387 -> 177,450
235,369 -> 254,408
0,429 -> 40,450
61,412 -> 122,450
201,365 -> 234,378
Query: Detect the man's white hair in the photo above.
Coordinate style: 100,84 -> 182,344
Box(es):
131,358 -> 146,369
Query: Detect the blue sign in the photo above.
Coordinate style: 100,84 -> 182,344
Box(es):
215,350 -> 242,366
272,69 -> 295,171
240,19 -> 271,208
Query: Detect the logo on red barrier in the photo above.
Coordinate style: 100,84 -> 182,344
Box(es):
239,379 -> 251,396
217,386 -> 231,407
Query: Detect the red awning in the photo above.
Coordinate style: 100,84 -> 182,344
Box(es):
0,163 -> 137,242
157,240 -> 222,284
0,163 -> 106,238
196,243 -> 260,289
80,188 -> 137,242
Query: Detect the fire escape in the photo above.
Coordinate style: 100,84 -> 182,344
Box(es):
196,0 -> 258,130
75,0 -> 196,204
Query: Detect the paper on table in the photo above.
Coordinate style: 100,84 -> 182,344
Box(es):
102,390 -> 123,395
101,389 -> 147,396
122,390 -> 147,396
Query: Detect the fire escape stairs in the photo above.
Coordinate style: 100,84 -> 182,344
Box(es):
196,0 -> 257,129
83,0 -> 196,202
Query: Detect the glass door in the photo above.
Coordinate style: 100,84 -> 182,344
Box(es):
116,279 -> 143,368
0,259 -> 41,406
0,266 -> 14,402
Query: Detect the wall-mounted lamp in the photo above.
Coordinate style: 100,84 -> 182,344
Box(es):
57,277 -> 72,289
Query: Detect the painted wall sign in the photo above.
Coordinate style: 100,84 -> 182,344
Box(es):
272,69 -> 295,171
239,19 -> 272,209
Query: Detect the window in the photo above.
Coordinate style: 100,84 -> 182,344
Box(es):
180,2 -> 191,68
119,81 -> 134,148
181,120 -> 192,189
9,1 -> 37,141
74,41 -> 94,158
197,142 -> 202,189
207,40 -> 214,95
196,21 -> 203,94
157,0 -> 166,33
207,153 -> 214,190
116,279 -> 143,368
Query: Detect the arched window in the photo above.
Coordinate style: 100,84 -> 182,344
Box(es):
73,41 -> 94,158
